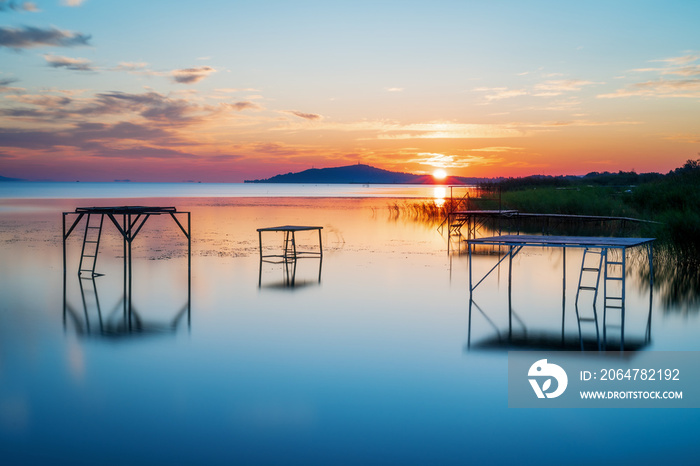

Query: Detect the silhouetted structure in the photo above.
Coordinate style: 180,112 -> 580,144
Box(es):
257,225 -> 323,289
466,235 -> 655,351
257,225 -> 323,261
62,206 -> 191,333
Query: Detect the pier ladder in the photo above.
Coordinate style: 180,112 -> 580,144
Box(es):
603,248 -> 626,349
575,247 -> 605,305
78,213 -> 105,278
574,248 -> 605,349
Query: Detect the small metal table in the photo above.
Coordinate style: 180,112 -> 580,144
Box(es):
257,225 -> 323,261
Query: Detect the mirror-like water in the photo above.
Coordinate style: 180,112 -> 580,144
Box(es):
1,191 -> 699,464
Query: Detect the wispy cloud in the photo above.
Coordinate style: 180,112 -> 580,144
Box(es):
171,66 -> 216,84
375,122 -> 526,139
284,110 -> 323,121
0,1 -> 39,12
476,79 -> 597,101
533,80 -> 597,95
469,146 -> 524,153
385,87 -> 404,92
0,76 -> 23,93
224,101 -> 263,112
0,25 -> 91,48
60,0 -> 86,7
5,93 -> 72,106
601,53 -> 700,99
113,61 -> 149,72
651,54 -> 699,66
598,78 -> 700,99
407,151 -> 502,169
214,88 -> 260,93
43,53 -> 94,71
474,87 -> 528,101
1,89 -> 217,126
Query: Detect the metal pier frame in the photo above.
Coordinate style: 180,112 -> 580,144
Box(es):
62,206 -> 191,318
257,225 -> 323,261
467,235 -> 655,350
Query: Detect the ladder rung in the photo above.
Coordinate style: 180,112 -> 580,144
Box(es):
582,267 -> 599,272
85,240 -> 99,243
606,296 -> 623,300
83,254 -> 96,257
607,261 -> 623,265
606,277 -> 623,281
578,317 -> 597,322
579,286 -> 597,291
606,305 -> 624,309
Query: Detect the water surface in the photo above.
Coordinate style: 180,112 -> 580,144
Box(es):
1,186 -> 699,464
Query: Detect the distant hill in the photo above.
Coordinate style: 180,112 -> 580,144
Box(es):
245,164 -> 487,184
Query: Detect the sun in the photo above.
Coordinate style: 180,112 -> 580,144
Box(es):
432,168 -> 448,180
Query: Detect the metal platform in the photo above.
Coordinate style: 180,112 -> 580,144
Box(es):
467,234 -> 655,249
257,225 -> 323,261
466,234 -> 655,351
62,206 -> 191,319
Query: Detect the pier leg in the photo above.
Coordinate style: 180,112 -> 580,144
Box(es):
318,227 -> 323,257
123,215 -> 127,321
258,230 -> 263,259
621,248 -> 626,351
187,212 -> 191,330
562,248 -> 566,343
508,245 -> 513,341
646,243 -> 653,342
63,212 -> 67,328
128,213 -> 132,330
468,242 -> 473,296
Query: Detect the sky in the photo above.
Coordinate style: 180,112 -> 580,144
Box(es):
0,0 -> 699,182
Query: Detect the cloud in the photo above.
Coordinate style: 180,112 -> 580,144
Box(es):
663,133 -> 700,144
0,121 -> 189,160
113,61 -> 149,72
89,146 -> 197,159
469,146 -> 524,153
92,91 -> 208,124
385,87 -> 404,92
5,93 -> 72,106
0,77 -> 23,93
533,80 -> 597,95
284,110 -> 323,121
476,80 -> 597,101
374,122 -> 526,139
43,54 -> 94,71
598,78 -> 700,99
652,54 -> 699,66
474,87 -> 528,101
61,0 -> 86,6
0,1 -> 39,12
407,151 -> 501,168
1,89 -> 216,126
214,88 -> 260,93
171,66 -> 215,84
224,101 -> 263,111
609,54 -> 700,98
0,25 -> 91,48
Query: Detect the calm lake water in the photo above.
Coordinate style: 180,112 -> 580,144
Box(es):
1,183 -> 699,464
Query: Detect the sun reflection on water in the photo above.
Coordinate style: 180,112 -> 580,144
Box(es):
433,186 -> 447,208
